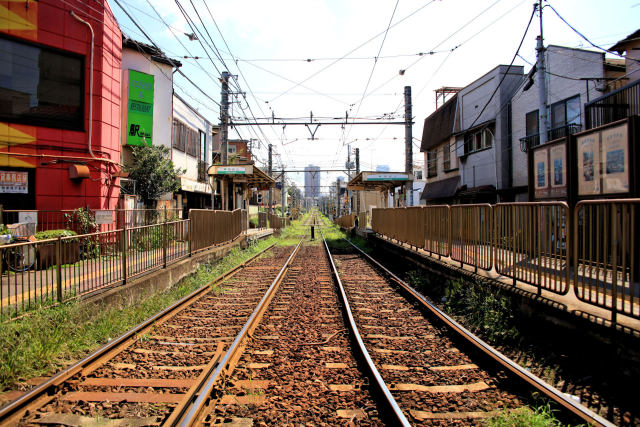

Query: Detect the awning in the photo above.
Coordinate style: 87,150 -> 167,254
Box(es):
180,177 -> 211,194
347,171 -> 413,192
420,176 -> 460,201
207,163 -> 275,190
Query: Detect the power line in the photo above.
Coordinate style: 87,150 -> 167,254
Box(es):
467,3 -> 536,130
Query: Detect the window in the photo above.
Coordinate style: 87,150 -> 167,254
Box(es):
0,36 -> 83,129
186,127 -> 197,157
172,120 -> 184,151
199,131 -> 206,163
427,150 -> 437,178
443,143 -> 451,171
228,145 -> 237,154
551,95 -> 580,128
172,119 -> 198,156
414,170 -> 423,180
463,126 -> 493,155
525,110 -> 539,136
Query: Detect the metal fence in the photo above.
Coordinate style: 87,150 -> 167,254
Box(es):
0,209 -> 247,319
495,202 -> 570,295
269,214 -> 285,230
585,78 -> 640,129
335,213 -> 356,229
2,208 -> 183,235
451,204 -> 493,272
574,200 -> 639,322
371,200 -> 640,322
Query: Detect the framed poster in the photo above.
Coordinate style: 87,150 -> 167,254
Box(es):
549,144 -> 567,197
577,133 -> 600,196
533,148 -> 548,198
601,124 -> 628,194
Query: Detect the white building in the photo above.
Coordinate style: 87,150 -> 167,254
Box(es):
511,45 -> 604,201
172,93 -> 217,212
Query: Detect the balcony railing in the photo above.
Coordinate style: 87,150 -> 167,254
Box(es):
585,78 -> 640,129
519,123 -> 582,152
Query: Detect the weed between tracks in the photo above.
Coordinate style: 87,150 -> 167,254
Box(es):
0,235 -> 279,394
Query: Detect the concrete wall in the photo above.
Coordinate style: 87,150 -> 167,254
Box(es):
455,65 -> 524,191
511,46 -> 604,190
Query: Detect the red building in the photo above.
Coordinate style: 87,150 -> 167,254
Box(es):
0,0 -> 122,211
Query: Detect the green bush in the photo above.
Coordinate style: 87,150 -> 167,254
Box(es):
34,229 -> 77,240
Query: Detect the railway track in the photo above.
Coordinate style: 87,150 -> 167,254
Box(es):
0,242 -> 297,426
326,236 -> 613,426
0,213 -> 614,426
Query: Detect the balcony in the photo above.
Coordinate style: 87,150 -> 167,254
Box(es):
519,123 -> 582,152
585,78 -> 640,129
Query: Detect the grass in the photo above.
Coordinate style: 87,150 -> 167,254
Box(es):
486,405 -> 568,426
0,234 -> 279,392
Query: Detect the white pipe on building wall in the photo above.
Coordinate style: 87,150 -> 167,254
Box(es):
70,11 -> 99,162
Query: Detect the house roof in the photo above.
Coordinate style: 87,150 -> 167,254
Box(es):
420,176 -> 460,201
123,37 -> 182,67
610,29 -> 640,54
420,94 -> 457,152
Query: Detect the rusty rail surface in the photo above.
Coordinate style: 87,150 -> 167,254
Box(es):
0,242 -> 278,425
175,236 -> 305,426
322,231 -> 411,426
340,237 -> 613,427
371,200 -> 640,322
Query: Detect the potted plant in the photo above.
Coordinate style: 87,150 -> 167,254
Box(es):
35,229 -> 79,269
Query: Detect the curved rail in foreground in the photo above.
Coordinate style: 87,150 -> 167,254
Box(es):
0,242 -> 277,425
342,237 -> 614,427
175,236 -> 305,426
322,231 -> 411,427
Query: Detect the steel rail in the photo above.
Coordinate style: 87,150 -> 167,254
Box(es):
0,242 -> 276,425
343,237 -> 614,427
321,231 -> 411,427
175,236 -> 306,426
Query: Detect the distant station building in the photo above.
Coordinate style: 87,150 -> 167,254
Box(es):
1,0 -> 122,211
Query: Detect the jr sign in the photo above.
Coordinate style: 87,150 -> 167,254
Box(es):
127,70 -> 154,146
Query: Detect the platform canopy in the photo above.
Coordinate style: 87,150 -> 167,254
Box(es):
207,164 -> 275,190
347,171 -> 413,192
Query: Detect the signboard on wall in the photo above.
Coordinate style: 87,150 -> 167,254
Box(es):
577,122 -> 629,196
0,171 -> 28,193
602,124 -> 628,193
532,141 -> 567,199
95,210 -> 114,225
126,70 -> 154,146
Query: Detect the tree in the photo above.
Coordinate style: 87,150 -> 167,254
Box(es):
126,145 -> 184,206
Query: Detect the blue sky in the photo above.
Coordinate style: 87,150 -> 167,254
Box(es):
111,0 -> 639,193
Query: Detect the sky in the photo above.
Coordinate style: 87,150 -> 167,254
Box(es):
110,0 -> 639,194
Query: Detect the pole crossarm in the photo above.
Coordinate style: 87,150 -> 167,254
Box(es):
229,120 -> 408,126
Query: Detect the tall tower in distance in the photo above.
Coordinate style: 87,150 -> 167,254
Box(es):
304,165 -> 321,199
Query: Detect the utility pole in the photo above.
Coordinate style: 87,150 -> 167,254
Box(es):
268,144 -> 273,214
536,1 -> 549,145
355,148 -> 360,214
404,86 -> 413,207
281,169 -> 286,218
220,71 -> 230,164
219,71 -> 230,211
346,145 -> 352,214
336,180 -> 341,217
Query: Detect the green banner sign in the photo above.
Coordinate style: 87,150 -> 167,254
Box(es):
127,70 -> 154,146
